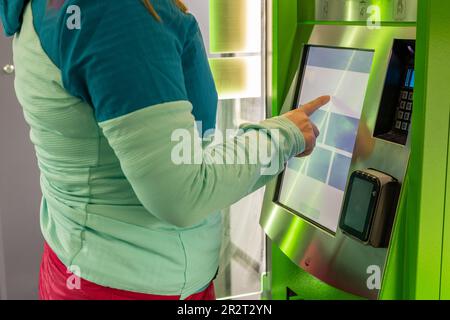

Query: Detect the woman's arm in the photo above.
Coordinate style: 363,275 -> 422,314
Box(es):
99,100 -> 305,228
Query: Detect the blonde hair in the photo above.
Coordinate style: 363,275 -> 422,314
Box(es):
142,0 -> 188,21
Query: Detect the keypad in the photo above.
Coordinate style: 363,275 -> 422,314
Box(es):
401,91 -> 409,100
403,112 -> 410,121
395,89 -> 413,133
401,122 -> 409,131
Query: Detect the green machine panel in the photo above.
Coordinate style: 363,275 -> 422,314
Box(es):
261,0 -> 450,301
265,0 -> 450,300
262,23 -> 415,300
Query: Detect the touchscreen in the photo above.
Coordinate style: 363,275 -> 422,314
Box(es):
277,46 -> 374,233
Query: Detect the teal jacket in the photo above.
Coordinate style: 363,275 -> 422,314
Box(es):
1,0 -> 305,298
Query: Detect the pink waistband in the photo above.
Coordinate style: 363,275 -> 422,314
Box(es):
39,242 -> 215,300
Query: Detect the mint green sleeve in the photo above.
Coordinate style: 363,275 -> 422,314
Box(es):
99,101 -> 305,228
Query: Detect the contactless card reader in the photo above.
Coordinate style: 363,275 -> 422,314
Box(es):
339,169 -> 400,248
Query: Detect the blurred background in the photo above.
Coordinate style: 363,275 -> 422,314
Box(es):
184,0 -> 267,300
0,27 -> 42,300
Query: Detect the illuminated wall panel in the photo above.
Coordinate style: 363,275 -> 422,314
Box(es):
209,57 -> 261,100
209,0 -> 262,54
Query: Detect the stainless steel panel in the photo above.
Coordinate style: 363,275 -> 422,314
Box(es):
315,0 -> 417,22
261,25 -> 415,299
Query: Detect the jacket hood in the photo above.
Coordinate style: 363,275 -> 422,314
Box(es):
0,0 -> 29,36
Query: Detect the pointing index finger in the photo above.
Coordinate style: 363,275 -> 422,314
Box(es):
302,96 -> 331,116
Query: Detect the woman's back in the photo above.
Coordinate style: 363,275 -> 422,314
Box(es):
13,0 -> 222,299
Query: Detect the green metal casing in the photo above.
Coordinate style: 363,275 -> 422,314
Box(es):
270,0 -> 450,300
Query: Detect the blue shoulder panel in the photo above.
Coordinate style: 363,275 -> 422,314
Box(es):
0,0 -> 29,36
31,0 -> 217,131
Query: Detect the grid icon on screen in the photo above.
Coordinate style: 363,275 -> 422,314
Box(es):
300,108 -> 356,192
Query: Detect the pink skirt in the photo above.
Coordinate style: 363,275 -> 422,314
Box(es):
39,242 -> 215,300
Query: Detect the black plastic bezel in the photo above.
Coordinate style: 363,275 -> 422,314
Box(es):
339,171 -> 381,242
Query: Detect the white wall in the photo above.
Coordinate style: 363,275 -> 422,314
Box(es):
183,0 -> 210,53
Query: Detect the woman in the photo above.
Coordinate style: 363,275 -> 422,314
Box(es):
0,0 -> 328,300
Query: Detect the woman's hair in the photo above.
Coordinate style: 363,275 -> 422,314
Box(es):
143,0 -> 188,21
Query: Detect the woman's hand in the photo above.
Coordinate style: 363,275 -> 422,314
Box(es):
284,95 -> 331,157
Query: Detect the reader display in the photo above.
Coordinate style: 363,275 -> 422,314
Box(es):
341,175 -> 377,237
277,46 -> 374,233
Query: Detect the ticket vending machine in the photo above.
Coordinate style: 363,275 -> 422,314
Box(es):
260,22 -> 416,299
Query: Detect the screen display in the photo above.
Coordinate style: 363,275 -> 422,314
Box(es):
405,68 -> 415,88
277,46 -> 375,233
409,69 -> 415,88
343,176 -> 375,234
